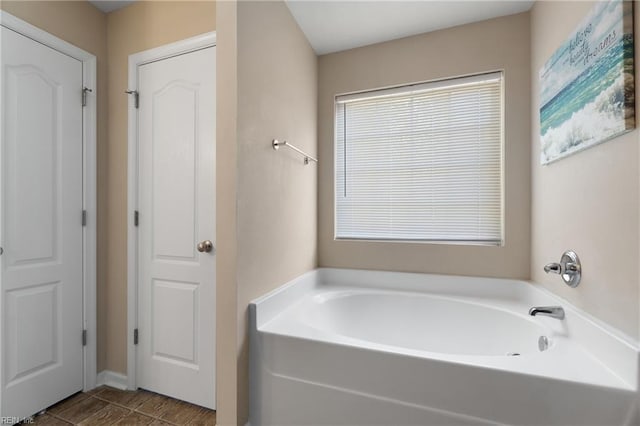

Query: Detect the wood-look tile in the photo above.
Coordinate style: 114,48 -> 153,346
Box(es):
135,393 -> 176,418
186,409 -> 216,426
31,414 -> 72,425
147,420 -> 175,426
77,404 -> 130,426
113,411 -> 156,425
84,386 -> 107,396
47,392 -> 90,416
55,396 -> 108,424
31,386 -> 214,426
159,400 -> 205,425
95,387 -> 153,409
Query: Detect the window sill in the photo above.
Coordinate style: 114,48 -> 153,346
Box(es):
333,237 -> 504,247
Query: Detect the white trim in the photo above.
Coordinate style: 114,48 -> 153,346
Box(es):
0,11 -> 98,391
128,32 -> 216,67
335,71 -> 503,104
96,370 -> 128,391
126,32 -> 217,391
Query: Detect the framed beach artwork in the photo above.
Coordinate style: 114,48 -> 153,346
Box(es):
539,0 -> 635,165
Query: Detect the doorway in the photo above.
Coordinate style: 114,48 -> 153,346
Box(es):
0,11 -> 97,419
127,34 -> 216,409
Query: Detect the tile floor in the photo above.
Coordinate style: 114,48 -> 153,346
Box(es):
25,386 -> 216,425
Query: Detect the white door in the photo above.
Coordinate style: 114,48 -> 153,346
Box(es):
136,46 -> 216,409
0,27 -> 84,418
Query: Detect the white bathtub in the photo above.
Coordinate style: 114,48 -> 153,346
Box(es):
249,268 -> 639,426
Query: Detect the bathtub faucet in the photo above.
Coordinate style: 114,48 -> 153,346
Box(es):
529,306 -> 565,320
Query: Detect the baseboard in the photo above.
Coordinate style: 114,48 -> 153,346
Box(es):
96,370 -> 128,390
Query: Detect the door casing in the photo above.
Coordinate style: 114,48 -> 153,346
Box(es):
0,10 -> 97,398
126,32 -> 217,392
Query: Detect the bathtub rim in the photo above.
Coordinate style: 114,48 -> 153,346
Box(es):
250,267 -> 640,391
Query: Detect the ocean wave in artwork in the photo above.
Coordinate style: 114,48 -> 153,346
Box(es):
541,73 -> 626,164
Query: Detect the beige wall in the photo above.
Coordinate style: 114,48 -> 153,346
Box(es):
318,13 -> 532,279
215,0 -> 238,424
104,0 -> 216,374
530,1 -> 640,339
213,1 -> 318,423
0,0 -> 110,371
235,1 -> 317,423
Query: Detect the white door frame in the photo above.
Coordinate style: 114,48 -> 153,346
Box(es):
0,11 -> 98,391
126,32 -> 217,391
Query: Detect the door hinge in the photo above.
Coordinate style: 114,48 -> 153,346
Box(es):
82,329 -> 87,346
134,210 -> 139,227
82,87 -> 92,107
125,90 -> 139,109
82,210 -> 87,227
134,328 -> 139,345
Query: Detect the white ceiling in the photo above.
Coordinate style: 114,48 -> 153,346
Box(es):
285,0 -> 534,55
88,0 -> 136,13
87,1 -> 534,53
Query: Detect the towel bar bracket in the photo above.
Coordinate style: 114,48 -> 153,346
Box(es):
272,139 -> 317,165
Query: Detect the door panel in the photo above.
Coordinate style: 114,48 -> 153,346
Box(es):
137,46 -> 216,409
5,66 -> 60,267
152,279 -> 198,364
6,282 -> 59,382
1,27 -> 84,418
152,83 -> 198,261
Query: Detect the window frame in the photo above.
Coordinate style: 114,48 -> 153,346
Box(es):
333,71 -> 506,246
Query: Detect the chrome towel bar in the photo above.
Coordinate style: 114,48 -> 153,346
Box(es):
272,139 -> 318,165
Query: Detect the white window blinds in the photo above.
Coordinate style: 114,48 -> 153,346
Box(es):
335,72 -> 504,244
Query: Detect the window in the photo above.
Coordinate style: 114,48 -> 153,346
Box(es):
335,72 -> 503,244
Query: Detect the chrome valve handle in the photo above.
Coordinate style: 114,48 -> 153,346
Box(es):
544,250 -> 581,288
